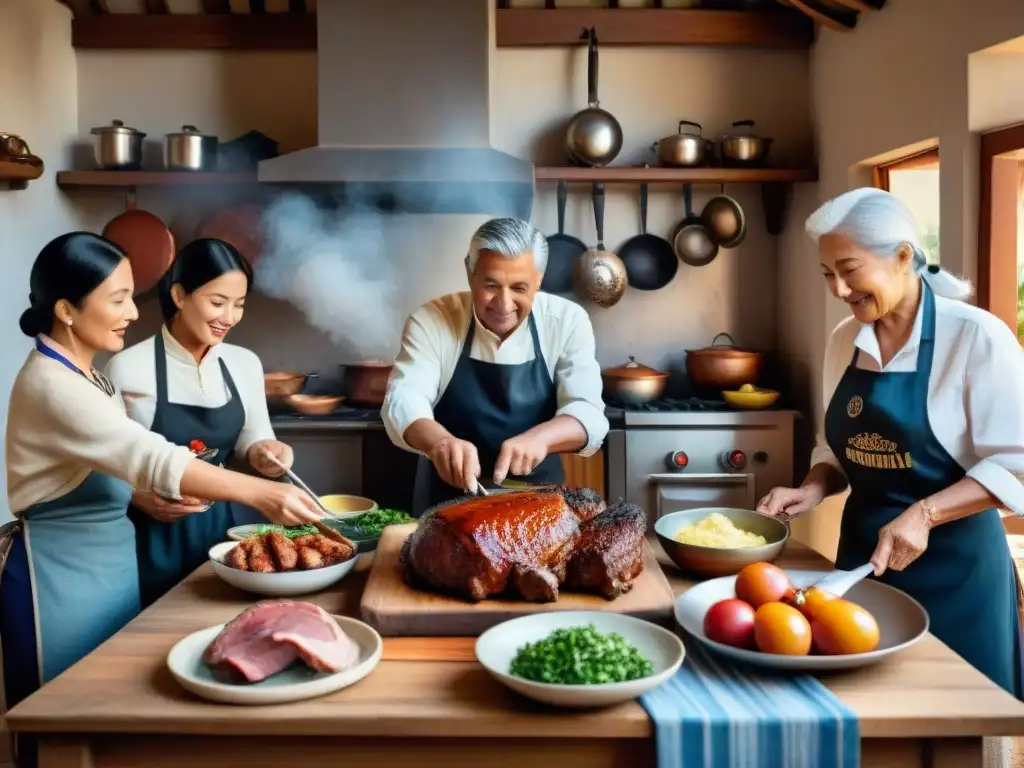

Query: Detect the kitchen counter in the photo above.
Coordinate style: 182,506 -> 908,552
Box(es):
8,540 -> 1023,768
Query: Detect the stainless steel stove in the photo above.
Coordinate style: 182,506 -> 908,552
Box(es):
604,398 -> 797,529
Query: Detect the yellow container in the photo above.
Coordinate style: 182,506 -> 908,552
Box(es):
317,494 -> 378,519
721,388 -> 780,410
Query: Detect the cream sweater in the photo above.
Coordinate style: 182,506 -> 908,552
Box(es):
6,349 -> 195,515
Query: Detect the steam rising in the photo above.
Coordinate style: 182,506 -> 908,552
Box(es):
256,194 -> 402,361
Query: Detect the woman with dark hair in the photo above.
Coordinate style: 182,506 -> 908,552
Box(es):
2,233 -> 321,767
105,238 -> 293,607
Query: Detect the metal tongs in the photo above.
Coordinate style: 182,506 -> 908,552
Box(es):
262,449 -> 340,521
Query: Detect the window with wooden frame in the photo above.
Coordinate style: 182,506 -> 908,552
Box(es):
977,123 -> 1024,341
872,147 -> 942,266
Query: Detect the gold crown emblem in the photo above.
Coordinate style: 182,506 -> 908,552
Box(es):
848,433 -> 897,453
847,395 -> 863,418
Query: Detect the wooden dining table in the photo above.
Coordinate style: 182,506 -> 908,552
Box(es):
6,538 -> 1024,768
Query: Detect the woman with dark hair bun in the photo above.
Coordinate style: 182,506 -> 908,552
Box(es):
2,233 -> 323,768
105,238 -> 295,607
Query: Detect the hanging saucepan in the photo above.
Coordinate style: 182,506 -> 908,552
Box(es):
541,180 -> 587,294
102,196 -> 176,296
671,184 -> 719,267
617,183 -> 678,291
574,183 -> 627,308
700,184 -> 746,249
565,27 -> 623,168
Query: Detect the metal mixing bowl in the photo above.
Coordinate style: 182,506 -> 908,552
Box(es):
654,507 -> 789,578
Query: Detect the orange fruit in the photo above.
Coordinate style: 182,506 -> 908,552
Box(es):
753,602 -> 813,656
783,586 -> 840,620
810,599 -> 880,655
735,562 -> 792,608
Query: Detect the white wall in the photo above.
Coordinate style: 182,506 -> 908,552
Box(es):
0,0 -> 84,522
779,0 -> 1024,560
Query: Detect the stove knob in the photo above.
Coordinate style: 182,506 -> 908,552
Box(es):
723,450 -> 747,470
667,450 -> 689,470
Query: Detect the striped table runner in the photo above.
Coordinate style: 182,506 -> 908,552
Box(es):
639,636 -> 860,768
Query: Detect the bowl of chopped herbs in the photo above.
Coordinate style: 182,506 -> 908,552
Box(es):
227,506 -> 415,553
475,612 -> 684,708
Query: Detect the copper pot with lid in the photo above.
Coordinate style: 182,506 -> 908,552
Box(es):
342,361 -> 394,407
601,356 -> 669,406
685,333 -> 763,392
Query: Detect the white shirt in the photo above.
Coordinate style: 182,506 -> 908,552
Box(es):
104,326 -> 276,461
383,291 -> 609,457
812,292 -> 1024,515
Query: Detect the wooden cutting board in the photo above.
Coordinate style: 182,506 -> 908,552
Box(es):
360,523 -> 676,636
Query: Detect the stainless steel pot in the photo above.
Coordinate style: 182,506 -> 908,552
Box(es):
601,356 -> 669,406
565,27 -> 623,168
164,125 -> 218,171
90,120 -> 145,170
656,121 -> 707,168
720,120 -> 773,167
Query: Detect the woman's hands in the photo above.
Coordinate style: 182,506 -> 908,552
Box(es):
249,479 -> 323,527
756,484 -> 825,520
870,502 -> 931,576
247,439 -> 294,478
132,490 -> 210,523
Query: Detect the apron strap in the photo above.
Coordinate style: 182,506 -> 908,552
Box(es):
154,331 -> 170,405
913,281 -> 938,388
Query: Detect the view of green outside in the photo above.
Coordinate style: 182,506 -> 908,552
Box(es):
887,168 -> 941,265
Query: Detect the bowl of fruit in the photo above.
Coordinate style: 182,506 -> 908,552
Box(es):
721,383 -> 780,410
674,561 -> 930,671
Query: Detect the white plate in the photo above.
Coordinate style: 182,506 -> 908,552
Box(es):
674,569 -> 929,671
475,611 -> 685,709
167,614 -> 382,705
209,541 -> 358,597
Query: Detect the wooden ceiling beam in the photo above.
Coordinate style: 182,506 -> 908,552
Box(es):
201,0 -> 231,11
784,0 -> 857,31
829,0 -> 883,10
72,13 -> 316,49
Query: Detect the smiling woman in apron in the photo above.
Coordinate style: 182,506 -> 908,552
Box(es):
1,234 -> 324,768
381,218 -> 609,514
757,188 -> 1024,698
105,238 -> 294,607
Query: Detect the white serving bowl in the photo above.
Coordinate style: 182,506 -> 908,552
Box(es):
475,611 -> 685,709
168,614 -> 382,705
208,541 -> 358,597
674,569 -> 929,672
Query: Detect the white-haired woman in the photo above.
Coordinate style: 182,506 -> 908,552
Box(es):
758,187 -> 1024,697
382,217 -> 609,514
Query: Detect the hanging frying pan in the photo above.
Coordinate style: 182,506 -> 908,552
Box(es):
101,195 -> 176,296
573,183 -> 627,308
671,184 -> 719,268
617,183 -> 678,291
194,203 -> 265,267
541,180 -> 587,294
701,184 -> 746,249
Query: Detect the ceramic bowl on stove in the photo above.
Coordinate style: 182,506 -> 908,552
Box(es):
655,507 -> 788,578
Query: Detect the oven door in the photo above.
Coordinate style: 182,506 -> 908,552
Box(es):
648,472 -> 757,521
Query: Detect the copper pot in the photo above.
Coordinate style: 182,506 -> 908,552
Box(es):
264,371 -> 307,397
342,361 -> 393,407
601,356 -> 669,406
685,333 -> 763,391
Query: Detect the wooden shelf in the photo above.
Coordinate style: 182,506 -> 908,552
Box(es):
534,166 -> 817,184
56,171 -> 258,188
69,8 -> 813,51
496,8 -> 814,50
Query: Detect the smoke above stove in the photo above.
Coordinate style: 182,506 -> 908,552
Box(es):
257,0 -> 534,219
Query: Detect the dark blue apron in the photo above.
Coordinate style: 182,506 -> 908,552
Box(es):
127,331 -> 245,608
412,312 -> 565,515
1,341 -> 139,768
825,282 -> 1023,697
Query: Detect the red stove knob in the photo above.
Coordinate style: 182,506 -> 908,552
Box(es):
724,450 -> 747,470
667,450 -> 689,470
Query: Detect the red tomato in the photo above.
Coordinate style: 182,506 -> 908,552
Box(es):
703,598 -> 757,649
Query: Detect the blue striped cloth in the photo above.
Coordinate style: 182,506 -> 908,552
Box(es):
639,635 -> 860,768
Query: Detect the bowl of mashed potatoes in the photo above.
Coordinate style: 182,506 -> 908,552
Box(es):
654,508 -> 789,577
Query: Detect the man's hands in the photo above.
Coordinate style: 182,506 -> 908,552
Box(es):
428,436 -> 482,492
493,432 -> 549,486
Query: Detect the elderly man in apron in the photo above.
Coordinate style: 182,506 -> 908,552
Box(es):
382,218 -> 609,514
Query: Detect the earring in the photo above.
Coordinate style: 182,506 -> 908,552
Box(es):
66,319 -> 72,327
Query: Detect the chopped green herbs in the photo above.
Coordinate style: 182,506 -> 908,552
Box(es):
508,624 -> 654,685
250,523 -> 318,539
347,508 -> 413,536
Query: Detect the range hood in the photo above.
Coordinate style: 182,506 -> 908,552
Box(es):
258,0 -> 534,218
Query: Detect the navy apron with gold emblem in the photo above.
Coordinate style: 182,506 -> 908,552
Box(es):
127,332 -> 245,608
825,282 -> 1023,697
0,341 -> 140,768
412,312 -> 565,515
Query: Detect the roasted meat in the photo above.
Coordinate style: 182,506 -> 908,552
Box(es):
400,486 -> 643,603
203,601 -> 360,683
224,532 -> 355,573
564,501 -> 647,599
